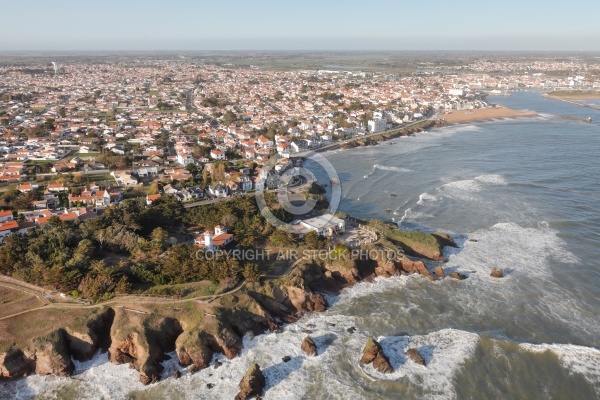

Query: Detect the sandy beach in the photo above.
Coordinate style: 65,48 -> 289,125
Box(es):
443,106 -> 537,123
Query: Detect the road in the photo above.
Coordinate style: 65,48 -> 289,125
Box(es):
296,118 -> 433,156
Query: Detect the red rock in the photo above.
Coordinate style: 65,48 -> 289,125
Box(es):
449,271 -> 467,280
433,265 -> 445,279
399,258 -> 435,281
360,338 -> 393,373
301,337 -> 318,356
406,348 -> 426,366
490,268 -> 504,278
235,363 -> 265,400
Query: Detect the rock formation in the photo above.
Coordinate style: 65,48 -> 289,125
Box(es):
108,309 -> 183,385
0,348 -> 33,379
433,265 -> 446,279
406,348 -> 426,366
490,268 -> 504,278
301,337 -> 318,356
449,271 -> 468,280
432,232 -> 459,248
28,330 -> 74,377
235,363 -> 265,400
360,337 -> 393,373
0,227 -> 463,384
399,258 -> 435,281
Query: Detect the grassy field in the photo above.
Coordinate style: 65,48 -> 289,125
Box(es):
0,308 -> 96,351
0,286 -> 44,319
145,281 -> 220,298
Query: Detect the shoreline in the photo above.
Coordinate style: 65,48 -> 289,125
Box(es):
0,221 -> 459,386
442,106 -> 538,124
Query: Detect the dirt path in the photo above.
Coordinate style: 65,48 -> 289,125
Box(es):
0,278 -> 247,321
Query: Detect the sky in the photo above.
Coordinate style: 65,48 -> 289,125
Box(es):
1,0 -> 600,51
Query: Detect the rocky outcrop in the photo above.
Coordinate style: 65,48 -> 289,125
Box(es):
0,348 -> 33,379
323,260 -> 361,285
432,233 -> 459,248
109,309 -> 183,385
176,319 -> 242,375
0,308 -> 114,380
301,337 -> 318,356
284,285 -> 327,315
449,271 -> 467,280
399,258 -> 435,281
28,330 -> 74,377
235,363 -> 265,400
433,265 -> 445,279
384,226 -> 447,261
374,260 -> 404,278
64,307 -> 114,361
490,268 -> 504,278
0,221 -> 466,385
406,348 -> 426,366
360,338 -> 393,373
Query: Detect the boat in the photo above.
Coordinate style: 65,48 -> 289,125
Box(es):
390,193 -> 397,197
588,116 -> 593,122
385,209 -> 391,213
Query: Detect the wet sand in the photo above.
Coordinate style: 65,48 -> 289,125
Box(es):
443,107 -> 537,123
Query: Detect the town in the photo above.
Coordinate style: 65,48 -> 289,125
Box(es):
0,54 -> 599,242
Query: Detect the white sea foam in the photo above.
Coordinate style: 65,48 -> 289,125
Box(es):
6,351 -> 148,400
373,164 -> 413,173
473,174 -> 508,185
364,329 -> 480,399
520,343 -> 600,388
440,179 -> 481,192
449,221 -> 579,279
417,192 -> 438,205
439,174 -> 506,193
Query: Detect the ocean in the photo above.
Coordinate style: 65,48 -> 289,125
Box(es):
3,92 -> 599,399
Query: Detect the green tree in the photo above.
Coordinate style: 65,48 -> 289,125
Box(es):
242,263 -> 261,282
150,227 -> 168,251
304,231 -> 325,249
186,163 -> 199,176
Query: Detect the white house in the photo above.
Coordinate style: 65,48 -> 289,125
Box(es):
194,225 -> 233,252
368,118 -> 387,133
210,149 -> 226,160
208,183 -> 228,198
299,214 -> 346,237
0,220 -> 19,242
111,171 -> 139,186
0,210 -> 14,223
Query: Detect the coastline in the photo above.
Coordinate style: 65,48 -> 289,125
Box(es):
0,221 -> 459,386
442,106 -> 538,124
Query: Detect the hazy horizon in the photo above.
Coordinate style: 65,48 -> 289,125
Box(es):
1,0 -> 599,52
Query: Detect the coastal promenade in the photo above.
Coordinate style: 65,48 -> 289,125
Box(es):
297,119 -> 432,156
